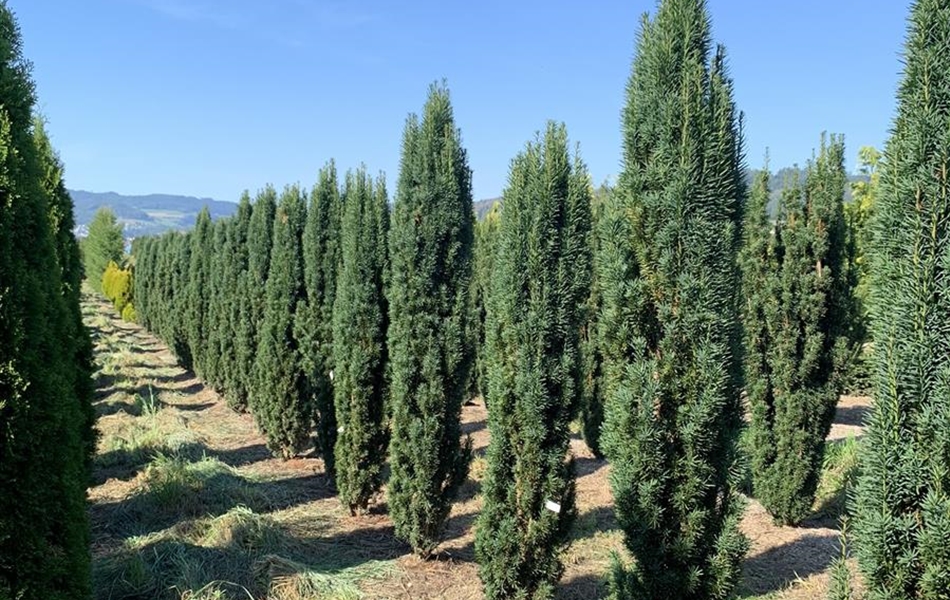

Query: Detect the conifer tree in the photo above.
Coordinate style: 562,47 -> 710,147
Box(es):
475,122 -> 591,599
332,169 -> 389,514
171,231 -> 193,365
297,162 -> 343,475
186,207 -> 213,376
84,205 -> 124,293
251,185 -> 309,457
743,137 -> 853,526
599,1 -> 748,596
33,116 -> 97,475
204,218 -> 228,389
471,201 -> 500,401
234,187 -> 276,410
220,194 -> 252,408
581,188 -> 607,458
851,1 -> 950,596
0,4 -> 92,596
387,83 -> 475,556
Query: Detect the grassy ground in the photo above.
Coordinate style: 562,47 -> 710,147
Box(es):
84,292 -> 865,600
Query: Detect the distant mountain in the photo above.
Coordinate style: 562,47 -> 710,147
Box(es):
70,190 -> 237,238
473,197 -> 500,220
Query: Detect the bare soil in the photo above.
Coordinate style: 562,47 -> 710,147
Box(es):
85,294 -> 870,599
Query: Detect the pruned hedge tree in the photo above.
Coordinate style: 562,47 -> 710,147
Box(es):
475,121 -> 592,600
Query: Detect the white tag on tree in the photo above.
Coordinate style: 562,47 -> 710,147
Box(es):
545,500 -> 561,514
329,370 -> 334,381
337,426 -> 345,433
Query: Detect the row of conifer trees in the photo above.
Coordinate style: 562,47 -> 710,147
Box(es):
0,3 -> 97,598
129,0 -> 950,598
134,84 -> 477,559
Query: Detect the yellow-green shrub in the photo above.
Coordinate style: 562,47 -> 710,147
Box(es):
102,260 -> 135,320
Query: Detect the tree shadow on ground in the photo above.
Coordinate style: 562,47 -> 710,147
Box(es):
92,468 -> 337,538
572,505 -> 618,540
557,573 -> 608,600
739,532 -> 839,597
94,514 -> 410,600
461,418 -> 486,436
456,475 -> 482,502
834,405 -> 870,427
93,442 -> 275,487
440,511 -> 478,551
575,456 -> 607,478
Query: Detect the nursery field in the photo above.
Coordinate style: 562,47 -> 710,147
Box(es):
85,291 -> 866,600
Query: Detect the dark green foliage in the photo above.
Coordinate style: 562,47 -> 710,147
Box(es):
332,169 -> 389,514
297,163 -> 343,476
475,122 -> 592,600
186,208 -> 214,377
743,137 -> 854,525
387,83 -> 475,556
599,1 -> 748,596
235,187 -> 277,410
581,188 -> 607,458
84,205 -> 124,293
851,1 -> 950,596
203,218 -> 228,389
0,4 -> 92,596
170,231 -> 193,367
251,186 -> 310,458
33,116 -> 97,476
220,194 -> 252,409
470,201 -> 500,401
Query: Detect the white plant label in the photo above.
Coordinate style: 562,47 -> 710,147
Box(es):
545,500 -> 561,514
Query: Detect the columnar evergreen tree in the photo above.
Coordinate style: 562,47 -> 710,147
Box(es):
33,116 -> 97,475
204,218 -> 228,389
0,4 -> 92,596
170,231 -> 193,366
743,136 -> 853,525
186,207 -> 214,376
387,82 -> 476,556
251,185 -> 310,457
234,187 -> 276,410
851,1 -> 950,596
581,187 -> 608,458
599,1 -> 748,596
471,201 -> 500,401
475,122 -> 592,599
297,162 -> 343,475
332,169 -> 389,514
220,194 -> 252,408
84,205 -> 124,293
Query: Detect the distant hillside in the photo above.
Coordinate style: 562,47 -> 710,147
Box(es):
473,197 -> 500,220
70,190 -> 237,238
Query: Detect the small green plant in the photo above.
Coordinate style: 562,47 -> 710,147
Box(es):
135,384 -> 161,418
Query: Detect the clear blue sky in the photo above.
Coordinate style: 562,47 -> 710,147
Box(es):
14,0 -> 911,202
